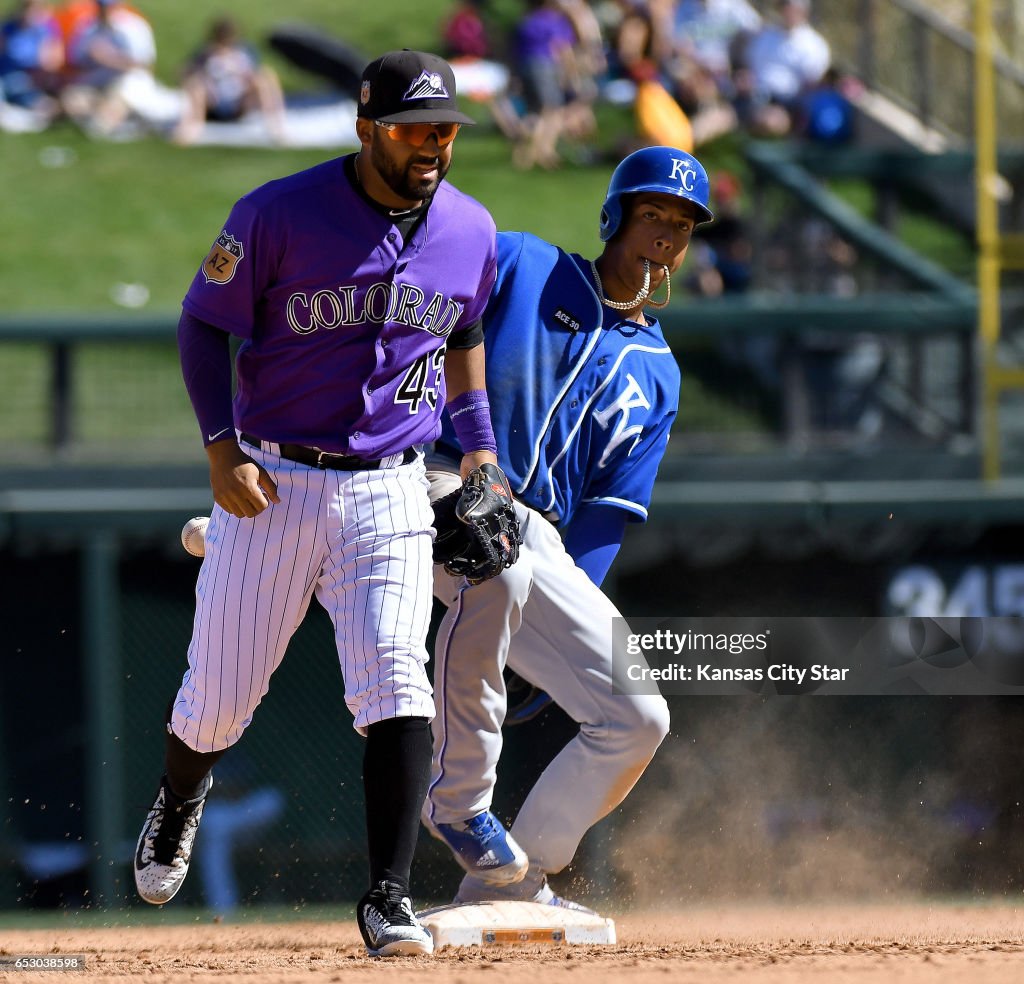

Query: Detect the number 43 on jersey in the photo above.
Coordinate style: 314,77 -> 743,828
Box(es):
397,350 -> 444,413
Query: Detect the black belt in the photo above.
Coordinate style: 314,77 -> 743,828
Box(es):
241,433 -> 416,470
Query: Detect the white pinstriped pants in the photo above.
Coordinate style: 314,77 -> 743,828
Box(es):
170,443 -> 436,753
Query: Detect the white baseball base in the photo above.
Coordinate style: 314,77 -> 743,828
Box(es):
418,901 -> 616,948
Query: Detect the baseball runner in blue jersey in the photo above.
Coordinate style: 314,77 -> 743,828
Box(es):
132,50 -> 511,957
423,146 -> 714,909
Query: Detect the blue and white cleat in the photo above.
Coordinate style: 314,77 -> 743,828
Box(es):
452,869 -> 599,915
434,811 -> 529,886
532,880 -> 598,915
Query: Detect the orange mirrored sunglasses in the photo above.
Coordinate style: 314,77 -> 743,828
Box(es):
375,120 -> 461,147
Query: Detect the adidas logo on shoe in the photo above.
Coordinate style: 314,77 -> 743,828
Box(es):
434,810 -> 528,885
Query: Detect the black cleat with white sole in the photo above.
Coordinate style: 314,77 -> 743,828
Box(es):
357,880 -> 434,956
134,774 -> 212,904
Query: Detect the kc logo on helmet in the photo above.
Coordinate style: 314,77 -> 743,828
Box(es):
203,231 -> 244,285
669,159 -> 697,191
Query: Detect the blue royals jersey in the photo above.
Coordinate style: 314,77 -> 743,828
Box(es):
440,232 -> 681,527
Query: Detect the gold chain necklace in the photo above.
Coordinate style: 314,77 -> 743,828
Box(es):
589,258 -> 671,312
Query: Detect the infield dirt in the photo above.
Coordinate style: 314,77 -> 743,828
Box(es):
1,903 -> 1021,983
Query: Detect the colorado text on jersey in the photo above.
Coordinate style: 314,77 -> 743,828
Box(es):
285,283 -> 465,337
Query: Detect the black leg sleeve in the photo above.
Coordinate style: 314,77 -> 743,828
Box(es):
362,716 -> 432,894
164,703 -> 226,799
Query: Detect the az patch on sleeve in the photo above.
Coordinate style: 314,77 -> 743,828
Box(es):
203,230 -> 245,285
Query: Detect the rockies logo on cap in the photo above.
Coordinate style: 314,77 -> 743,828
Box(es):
403,70 -> 449,102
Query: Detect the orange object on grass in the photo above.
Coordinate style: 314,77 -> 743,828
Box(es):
634,79 -> 693,154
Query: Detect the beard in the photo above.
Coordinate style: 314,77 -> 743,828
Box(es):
370,137 -> 449,202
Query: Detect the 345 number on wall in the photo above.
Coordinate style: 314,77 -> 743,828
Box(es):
886,564 -> 1024,616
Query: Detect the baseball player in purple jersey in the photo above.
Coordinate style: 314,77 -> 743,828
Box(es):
423,147 -> 714,910
133,50 -> 507,957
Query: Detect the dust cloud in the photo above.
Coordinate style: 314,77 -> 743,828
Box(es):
582,696 -> 995,908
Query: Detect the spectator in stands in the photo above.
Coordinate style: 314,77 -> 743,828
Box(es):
735,0 -> 830,136
60,0 -> 176,137
439,0 -> 524,143
510,0 -> 578,169
172,17 -> 286,146
669,0 -> 760,110
553,0 -> 604,143
557,0 -> 605,73
0,0 -> 63,125
609,0 -> 741,149
800,66 -> 856,145
442,0 -> 489,60
607,0 -> 688,153
608,0 -> 673,85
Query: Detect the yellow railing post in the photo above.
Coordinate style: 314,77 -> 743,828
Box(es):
975,0 -> 1002,480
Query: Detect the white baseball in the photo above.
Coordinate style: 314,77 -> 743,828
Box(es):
181,516 -> 209,558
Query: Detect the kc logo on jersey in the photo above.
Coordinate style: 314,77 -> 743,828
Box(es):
203,231 -> 244,285
593,373 -> 652,468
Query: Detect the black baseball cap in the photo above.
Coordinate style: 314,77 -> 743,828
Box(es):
358,49 -> 476,125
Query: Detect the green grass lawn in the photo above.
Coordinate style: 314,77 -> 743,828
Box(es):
0,110 -> 631,313
2,92 -> 640,311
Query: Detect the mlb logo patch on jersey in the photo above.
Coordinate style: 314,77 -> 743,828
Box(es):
203,231 -> 245,285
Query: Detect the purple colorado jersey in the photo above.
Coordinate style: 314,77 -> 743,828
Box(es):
182,155 -> 497,458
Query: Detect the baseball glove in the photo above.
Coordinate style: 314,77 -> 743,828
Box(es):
432,462 -> 521,583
